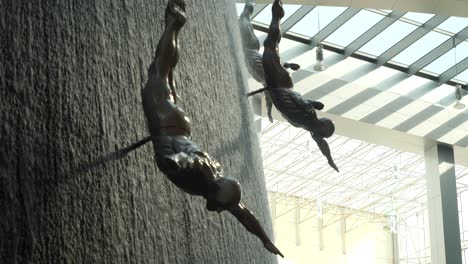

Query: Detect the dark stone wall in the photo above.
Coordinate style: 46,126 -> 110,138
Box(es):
0,0 -> 277,263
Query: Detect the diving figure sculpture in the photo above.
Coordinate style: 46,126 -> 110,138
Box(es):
141,0 -> 284,257
239,0 -> 299,122
258,0 -> 339,172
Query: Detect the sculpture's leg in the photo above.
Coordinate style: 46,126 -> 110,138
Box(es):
148,0 -> 186,102
239,1 -> 261,51
263,0 -> 284,54
265,92 -> 274,122
262,0 -> 293,89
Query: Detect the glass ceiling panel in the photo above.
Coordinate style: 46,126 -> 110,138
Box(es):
454,68 -> 468,83
402,12 -> 434,24
289,6 -> 347,37
359,21 -> 417,56
392,31 -> 450,66
324,9 -> 385,47
253,4 -> 302,25
423,41 -> 468,75
436,16 -> 468,34
235,3 -> 244,16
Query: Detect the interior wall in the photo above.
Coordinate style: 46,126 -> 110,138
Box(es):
0,1 -> 276,263
269,193 -> 394,264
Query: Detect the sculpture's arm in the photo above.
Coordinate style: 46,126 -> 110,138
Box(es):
312,134 -> 339,172
265,91 -> 274,123
289,90 -> 324,111
239,1 -> 260,51
228,203 -> 284,257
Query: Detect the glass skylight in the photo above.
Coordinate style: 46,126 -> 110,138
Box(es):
253,4 -> 302,25
392,31 -> 450,65
325,9 -> 385,47
235,3 -> 245,16
454,68 -> 468,83
436,16 -> 468,34
423,41 -> 468,75
359,21 -> 417,56
289,6 -> 347,37
402,12 -> 434,24
236,3 -> 468,93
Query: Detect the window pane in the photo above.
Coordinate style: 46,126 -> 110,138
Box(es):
392,31 -> 450,65
325,10 -> 385,47
423,41 -> 468,75
359,21 -> 417,56
289,6 -> 347,37
254,4 -> 302,25
437,16 -> 468,34
236,3 -> 244,16
454,68 -> 468,83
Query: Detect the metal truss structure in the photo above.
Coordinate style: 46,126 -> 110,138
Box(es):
260,117 -> 468,263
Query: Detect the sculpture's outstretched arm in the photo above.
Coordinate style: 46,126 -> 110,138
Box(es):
312,134 -> 339,172
288,91 -> 325,111
265,92 -> 274,122
228,203 -> 284,258
148,0 -> 186,103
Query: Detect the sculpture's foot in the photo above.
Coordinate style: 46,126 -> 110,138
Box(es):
167,0 -> 187,28
244,1 -> 255,15
272,0 -> 285,19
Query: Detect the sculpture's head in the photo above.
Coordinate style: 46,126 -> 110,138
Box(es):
206,177 -> 242,212
318,118 -> 335,138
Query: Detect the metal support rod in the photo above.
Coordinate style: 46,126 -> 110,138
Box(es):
247,87 -> 269,96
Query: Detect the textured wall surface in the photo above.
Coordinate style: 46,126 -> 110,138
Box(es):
0,0 -> 277,263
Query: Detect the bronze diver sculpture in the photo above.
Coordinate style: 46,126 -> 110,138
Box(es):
239,0 -> 299,123
140,0 -> 284,257
253,0 -> 339,172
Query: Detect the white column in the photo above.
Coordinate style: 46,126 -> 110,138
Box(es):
425,143 -> 462,264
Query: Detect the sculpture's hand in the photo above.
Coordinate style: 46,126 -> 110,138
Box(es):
268,112 -> 274,123
283,62 -> 300,71
310,101 -> 324,111
228,204 -> 284,257
312,134 -> 339,172
328,160 -> 339,173
263,240 -> 284,258
265,91 -> 274,123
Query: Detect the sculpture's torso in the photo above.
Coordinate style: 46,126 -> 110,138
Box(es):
269,88 -> 316,129
142,73 -> 217,197
142,76 -> 191,138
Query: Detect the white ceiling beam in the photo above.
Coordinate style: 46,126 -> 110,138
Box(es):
257,95 -> 468,167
